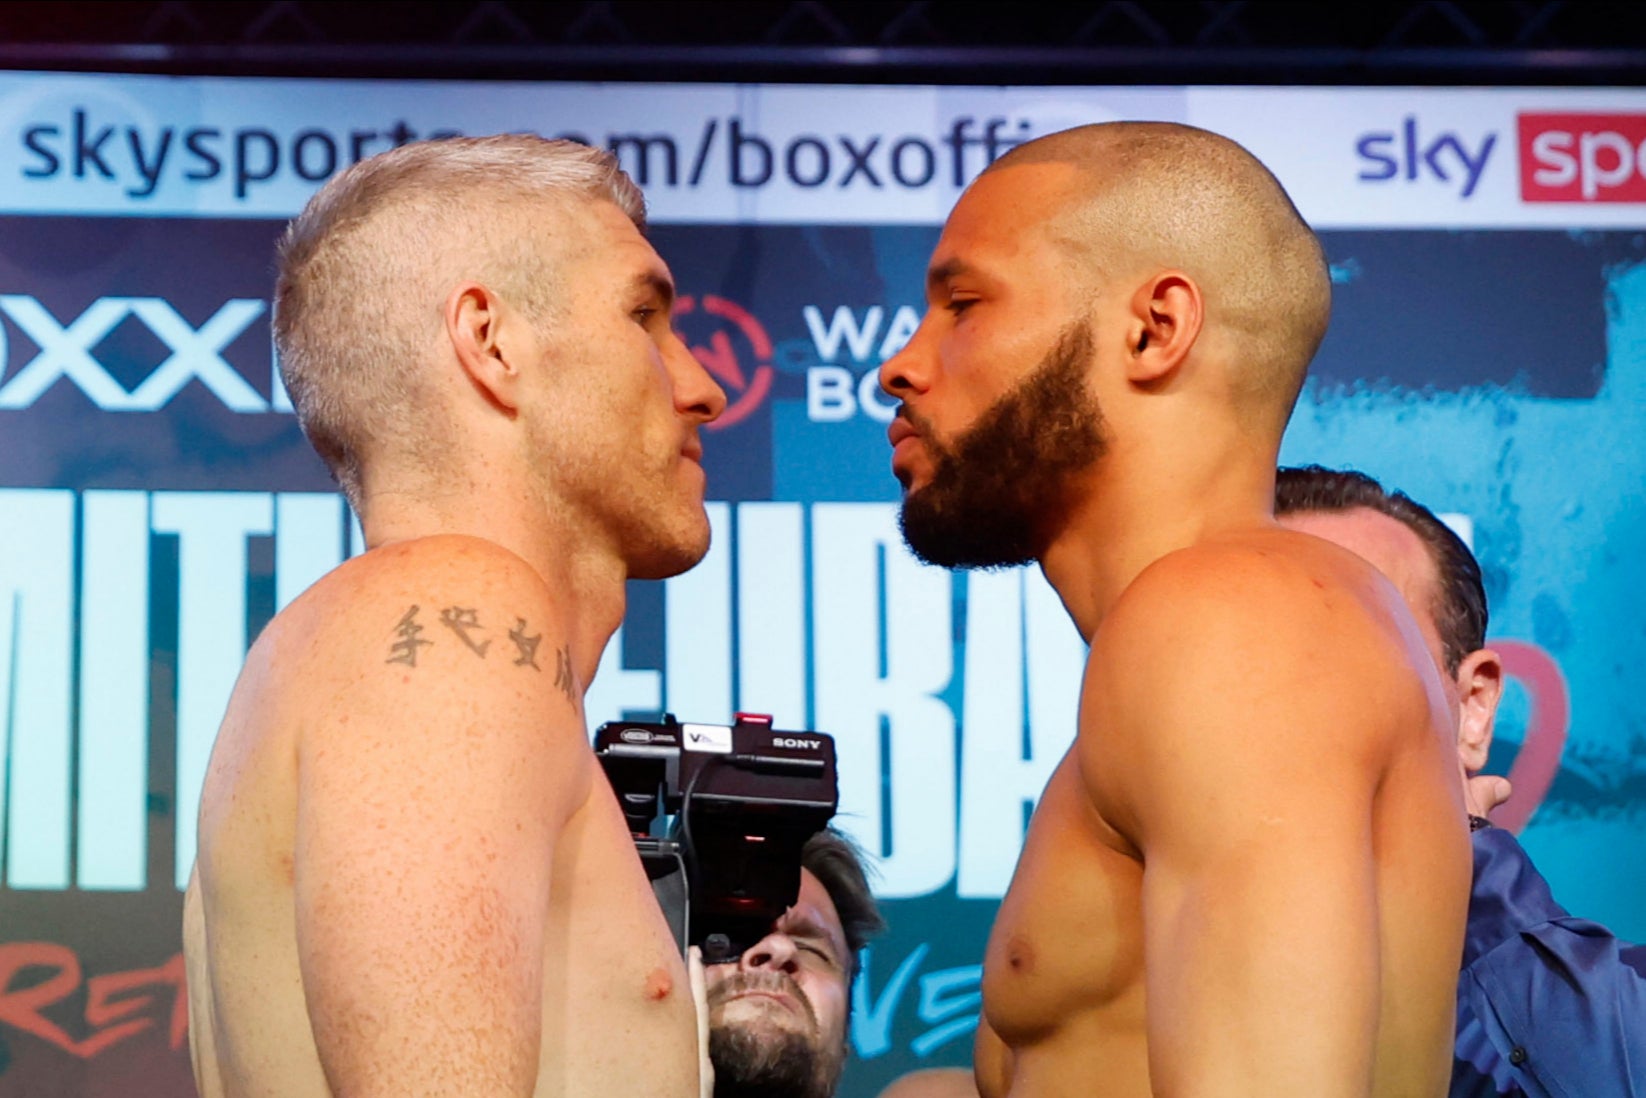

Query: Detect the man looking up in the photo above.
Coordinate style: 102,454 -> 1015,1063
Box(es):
705,829 -> 885,1098
1274,464 -> 1646,1098
182,136 -> 727,1098
879,122 -> 1470,1096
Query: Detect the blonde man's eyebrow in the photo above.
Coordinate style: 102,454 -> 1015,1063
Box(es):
631,270 -> 675,309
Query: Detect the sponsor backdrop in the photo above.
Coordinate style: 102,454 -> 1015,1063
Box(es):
0,73 -> 1643,1096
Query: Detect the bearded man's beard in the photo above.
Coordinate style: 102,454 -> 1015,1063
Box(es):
709,1020 -> 843,1098
897,320 -> 1108,569
708,972 -> 845,1098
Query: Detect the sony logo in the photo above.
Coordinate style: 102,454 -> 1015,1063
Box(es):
772,736 -> 821,751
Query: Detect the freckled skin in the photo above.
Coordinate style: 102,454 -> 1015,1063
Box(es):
185,540 -> 702,1098
184,181 -> 727,1098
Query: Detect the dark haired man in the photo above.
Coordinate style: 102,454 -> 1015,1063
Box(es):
1275,465 -> 1646,1098
881,120 -> 1468,1095
706,829 -> 885,1098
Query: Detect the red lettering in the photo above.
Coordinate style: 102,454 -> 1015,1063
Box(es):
0,943 -> 189,1059
0,942 -> 86,1054
1519,112 -> 1646,203
164,952 -> 189,1050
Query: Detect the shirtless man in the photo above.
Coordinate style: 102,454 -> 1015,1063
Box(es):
182,136 -> 726,1098
878,122 -> 1470,1096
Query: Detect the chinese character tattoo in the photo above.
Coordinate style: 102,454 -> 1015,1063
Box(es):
508,617 -> 542,670
553,645 -> 577,701
387,605 -> 434,667
438,606 -> 491,658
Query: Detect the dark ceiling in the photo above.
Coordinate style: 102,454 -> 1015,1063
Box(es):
0,1 -> 1642,84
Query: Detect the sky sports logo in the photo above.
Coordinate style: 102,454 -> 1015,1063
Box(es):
1519,113 -> 1646,203
1353,111 -> 1646,205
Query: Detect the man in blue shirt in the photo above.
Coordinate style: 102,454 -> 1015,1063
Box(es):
1275,465 -> 1646,1098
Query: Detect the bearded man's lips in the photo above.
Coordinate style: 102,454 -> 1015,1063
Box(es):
888,412 -> 928,483
726,987 -> 804,1015
711,973 -> 818,1029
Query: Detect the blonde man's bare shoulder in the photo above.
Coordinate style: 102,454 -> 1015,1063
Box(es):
255,534 -> 567,686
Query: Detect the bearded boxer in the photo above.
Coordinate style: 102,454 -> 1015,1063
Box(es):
880,122 -> 1469,1096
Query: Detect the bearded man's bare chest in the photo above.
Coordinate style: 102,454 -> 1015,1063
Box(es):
980,754 -> 1149,1049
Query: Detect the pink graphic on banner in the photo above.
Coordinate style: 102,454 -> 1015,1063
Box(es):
675,293 -> 775,430
1493,639 -> 1571,833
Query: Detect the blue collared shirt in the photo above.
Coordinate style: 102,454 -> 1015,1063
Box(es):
1451,827 -> 1646,1097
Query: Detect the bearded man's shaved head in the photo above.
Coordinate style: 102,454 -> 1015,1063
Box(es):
986,122 -> 1331,430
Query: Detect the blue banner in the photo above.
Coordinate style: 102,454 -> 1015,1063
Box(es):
1,74 -> 1643,1098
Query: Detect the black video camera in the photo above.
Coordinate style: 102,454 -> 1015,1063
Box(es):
593,713 -> 838,964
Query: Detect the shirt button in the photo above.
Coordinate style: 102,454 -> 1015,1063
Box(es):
1510,1047 -> 1528,1065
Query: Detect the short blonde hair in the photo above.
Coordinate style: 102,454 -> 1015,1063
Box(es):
274,135 -> 645,508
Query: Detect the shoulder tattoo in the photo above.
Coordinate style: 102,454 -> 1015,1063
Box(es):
508,617 -> 543,670
385,605 -> 552,676
386,605 -> 434,667
438,605 -> 491,657
553,645 -> 577,700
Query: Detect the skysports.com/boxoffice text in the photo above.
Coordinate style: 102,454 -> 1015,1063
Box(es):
15,110 -> 1037,199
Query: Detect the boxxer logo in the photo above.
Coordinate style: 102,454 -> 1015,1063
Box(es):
0,295 -> 276,412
